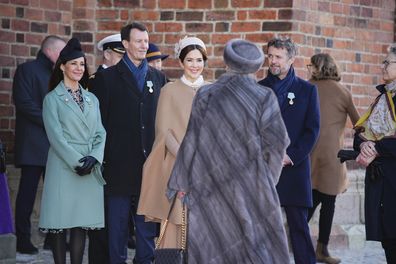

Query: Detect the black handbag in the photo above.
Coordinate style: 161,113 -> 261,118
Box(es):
0,140 -> 6,173
153,197 -> 187,264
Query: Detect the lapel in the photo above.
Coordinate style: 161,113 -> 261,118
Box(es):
117,61 -> 159,99
280,87 -> 295,113
117,60 -> 142,98
142,68 -> 158,99
54,82 -> 89,129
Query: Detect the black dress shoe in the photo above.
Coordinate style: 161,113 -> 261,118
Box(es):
17,242 -> 39,254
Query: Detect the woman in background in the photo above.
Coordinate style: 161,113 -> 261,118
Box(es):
39,38 -> 106,264
138,36 -> 209,248
307,53 -> 359,264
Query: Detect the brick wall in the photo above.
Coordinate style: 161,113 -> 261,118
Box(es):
0,0 -> 395,158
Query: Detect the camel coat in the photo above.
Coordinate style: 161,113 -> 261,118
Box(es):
138,79 -> 207,248
310,79 -> 359,195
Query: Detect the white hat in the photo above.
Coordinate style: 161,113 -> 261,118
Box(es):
174,36 -> 206,58
97,33 -> 124,54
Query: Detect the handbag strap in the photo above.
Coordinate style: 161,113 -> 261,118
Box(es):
155,196 -> 187,249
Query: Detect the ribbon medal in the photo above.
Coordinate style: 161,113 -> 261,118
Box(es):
287,92 -> 295,105
147,81 -> 154,94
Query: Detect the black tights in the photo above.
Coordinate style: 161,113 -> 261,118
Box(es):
307,189 -> 336,245
51,228 -> 86,264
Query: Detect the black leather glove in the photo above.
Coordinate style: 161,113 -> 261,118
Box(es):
337,149 -> 359,163
75,156 -> 98,176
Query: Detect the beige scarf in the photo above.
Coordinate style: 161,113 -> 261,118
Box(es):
355,80 -> 396,141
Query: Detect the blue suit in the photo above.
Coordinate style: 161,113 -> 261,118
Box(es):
259,67 -> 320,264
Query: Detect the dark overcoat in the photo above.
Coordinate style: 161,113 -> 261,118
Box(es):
354,84 -> 396,241
90,59 -> 167,196
259,74 -> 320,207
12,51 -> 52,166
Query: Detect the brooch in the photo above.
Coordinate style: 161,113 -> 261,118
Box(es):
84,96 -> 92,105
147,81 -> 154,94
287,92 -> 295,105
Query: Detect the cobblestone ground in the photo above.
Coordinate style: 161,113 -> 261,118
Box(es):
16,240 -> 386,264
16,241 -> 135,264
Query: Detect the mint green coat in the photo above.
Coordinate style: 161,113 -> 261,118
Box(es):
39,81 -> 106,229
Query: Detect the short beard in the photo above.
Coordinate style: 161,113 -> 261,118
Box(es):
269,66 -> 281,76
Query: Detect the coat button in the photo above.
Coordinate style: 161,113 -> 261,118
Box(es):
142,125 -> 145,129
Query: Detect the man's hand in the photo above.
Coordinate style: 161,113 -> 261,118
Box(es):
282,154 -> 293,167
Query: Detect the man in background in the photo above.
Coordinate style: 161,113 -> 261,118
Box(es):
87,33 -> 126,264
146,43 -> 169,71
13,35 -> 65,254
96,33 -> 125,72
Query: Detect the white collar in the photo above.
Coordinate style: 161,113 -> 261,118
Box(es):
180,75 -> 204,88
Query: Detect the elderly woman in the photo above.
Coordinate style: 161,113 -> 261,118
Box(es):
138,36 -> 209,248
307,53 -> 359,264
39,38 -> 106,264
353,44 -> 396,264
167,39 -> 290,263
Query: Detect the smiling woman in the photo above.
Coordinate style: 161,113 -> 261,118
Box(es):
38,38 -> 106,264
138,36 -> 209,250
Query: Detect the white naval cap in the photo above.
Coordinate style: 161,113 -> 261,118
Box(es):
97,33 -> 125,54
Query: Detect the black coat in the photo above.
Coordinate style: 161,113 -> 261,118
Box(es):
90,60 -> 167,196
12,51 -> 52,167
354,84 -> 396,241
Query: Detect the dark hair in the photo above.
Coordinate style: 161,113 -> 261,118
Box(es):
41,35 -> 64,51
120,22 -> 148,42
48,57 -> 90,91
179,45 -> 208,63
310,53 -> 341,81
267,37 -> 297,58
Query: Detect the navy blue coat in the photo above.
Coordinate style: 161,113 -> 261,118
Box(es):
259,72 -> 320,207
12,51 -> 52,167
354,84 -> 396,241
90,59 -> 167,196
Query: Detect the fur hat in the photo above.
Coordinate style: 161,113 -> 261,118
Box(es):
223,39 -> 264,74
59,38 -> 85,63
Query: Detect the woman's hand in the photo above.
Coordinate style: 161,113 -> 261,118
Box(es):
359,141 -> 378,158
356,153 -> 376,167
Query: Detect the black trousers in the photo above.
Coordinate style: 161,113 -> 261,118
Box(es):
307,189 -> 336,245
15,165 -> 45,245
382,239 -> 396,264
88,228 -> 109,264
